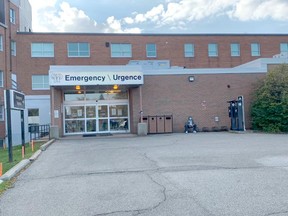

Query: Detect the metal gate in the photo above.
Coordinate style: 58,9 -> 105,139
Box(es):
142,115 -> 173,134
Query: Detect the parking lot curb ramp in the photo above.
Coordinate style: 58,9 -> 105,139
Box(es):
0,139 -> 55,184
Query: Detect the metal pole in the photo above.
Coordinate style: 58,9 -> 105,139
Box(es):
139,86 -> 143,123
5,90 -> 13,162
21,110 -> 25,153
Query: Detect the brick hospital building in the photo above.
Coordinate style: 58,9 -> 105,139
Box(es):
1,0 -> 288,143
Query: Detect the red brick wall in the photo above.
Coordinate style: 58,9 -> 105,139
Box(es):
132,73 -> 266,132
16,33 -> 288,95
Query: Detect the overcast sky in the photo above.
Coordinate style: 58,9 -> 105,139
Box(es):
28,0 -> 288,34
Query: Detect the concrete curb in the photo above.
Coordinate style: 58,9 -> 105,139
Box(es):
40,139 -> 55,151
0,139 -> 55,184
29,150 -> 42,161
0,159 -> 30,181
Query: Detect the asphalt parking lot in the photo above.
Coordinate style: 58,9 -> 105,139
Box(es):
0,132 -> 288,216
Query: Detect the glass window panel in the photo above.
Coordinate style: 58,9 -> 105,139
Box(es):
98,105 -> 108,118
28,109 -> 39,116
111,44 -> 132,57
146,43 -> 156,57
65,106 -> 85,119
110,119 -> 129,131
280,43 -> 288,53
99,119 -> 108,131
65,120 -> 85,133
64,91 -> 85,101
0,35 -> 3,51
231,43 -> 240,56
86,106 -> 96,118
0,71 -> 4,87
109,105 -> 128,117
208,43 -> 218,57
251,43 -> 260,56
86,120 -> 96,132
184,44 -> 194,57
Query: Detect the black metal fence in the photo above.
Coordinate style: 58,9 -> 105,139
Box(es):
29,124 -> 50,141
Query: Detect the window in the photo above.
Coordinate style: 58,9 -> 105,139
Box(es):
28,108 -> 39,125
251,43 -> 260,56
32,75 -> 49,90
0,71 -> 3,87
11,41 -> 16,56
280,43 -> 288,53
67,42 -> 90,57
111,43 -> 132,57
184,44 -> 195,57
208,43 -> 218,57
0,35 -> 3,51
31,43 -> 54,57
146,43 -> 157,57
10,8 -> 15,24
0,105 -> 4,121
231,43 -> 240,56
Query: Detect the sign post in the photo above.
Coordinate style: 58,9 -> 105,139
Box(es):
5,90 -> 25,162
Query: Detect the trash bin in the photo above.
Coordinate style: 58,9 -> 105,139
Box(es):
164,115 -> 173,133
148,116 -> 157,134
157,116 -> 165,133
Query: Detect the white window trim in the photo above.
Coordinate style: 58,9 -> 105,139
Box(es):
67,42 -> 90,57
0,71 -> 3,87
146,43 -> 157,58
10,8 -> 16,24
0,105 -> 4,121
111,43 -> 132,58
32,75 -> 49,90
31,43 -> 54,57
11,41 -> 16,56
184,43 -> 195,57
208,43 -> 218,57
0,35 -> 3,51
231,43 -> 240,57
251,43 -> 261,56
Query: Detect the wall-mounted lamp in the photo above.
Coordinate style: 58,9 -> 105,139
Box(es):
188,76 -> 195,82
75,85 -> 81,90
105,42 -> 110,47
113,84 -> 118,90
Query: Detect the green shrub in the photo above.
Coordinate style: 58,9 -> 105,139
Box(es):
251,64 -> 288,132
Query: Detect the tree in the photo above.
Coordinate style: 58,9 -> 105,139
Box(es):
251,64 -> 288,132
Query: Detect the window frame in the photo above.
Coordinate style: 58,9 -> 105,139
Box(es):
31,43 -> 54,57
11,40 -> 16,56
251,43 -> 261,56
10,8 -> 16,24
67,42 -> 90,57
146,43 -> 157,58
0,70 -> 3,87
0,35 -> 3,51
0,105 -> 4,121
184,43 -> 195,57
230,43 -> 240,57
208,43 -> 218,57
280,43 -> 288,53
32,75 -> 49,90
111,43 -> 132,58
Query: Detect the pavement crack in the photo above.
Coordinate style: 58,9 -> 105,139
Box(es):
142,153 -> 159,168
265,210 -> 288,216
93,173 -> 167,216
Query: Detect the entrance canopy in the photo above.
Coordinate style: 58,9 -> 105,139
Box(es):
49,65 -> 143,86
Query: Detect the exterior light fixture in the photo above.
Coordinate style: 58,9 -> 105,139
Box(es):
75,85 -> 81,90
188,76 -> 195,82
113,85 -> 118,90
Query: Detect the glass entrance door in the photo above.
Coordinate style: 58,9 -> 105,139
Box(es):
64,103 -> 129,135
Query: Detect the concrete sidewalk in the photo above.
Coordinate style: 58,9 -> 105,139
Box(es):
0,132 -> 288,216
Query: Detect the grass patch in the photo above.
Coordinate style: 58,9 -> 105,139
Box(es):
0,141 -> 46,195
0,141 -> 45,174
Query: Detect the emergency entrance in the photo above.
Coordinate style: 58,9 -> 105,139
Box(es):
49,65 -> 143,136
63,90 -> 129,135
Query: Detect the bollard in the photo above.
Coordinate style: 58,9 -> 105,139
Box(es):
32,140 -> 34,152
0,162 -> 2,177
22,146 -> 25,159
